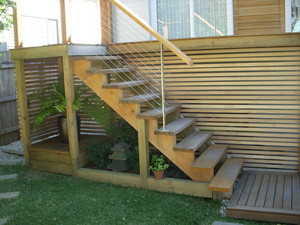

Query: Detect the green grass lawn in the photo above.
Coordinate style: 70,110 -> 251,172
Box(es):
0,165 -> 277,225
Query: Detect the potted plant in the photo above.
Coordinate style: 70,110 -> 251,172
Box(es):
29,82 -> 111,143
149,154 -> 169,179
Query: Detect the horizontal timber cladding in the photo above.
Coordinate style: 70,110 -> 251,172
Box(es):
121,44 -> 300,173
233,0 -> 285,35
24,57 -> 105,144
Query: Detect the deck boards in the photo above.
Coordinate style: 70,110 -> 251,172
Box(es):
227,171 -> 300,224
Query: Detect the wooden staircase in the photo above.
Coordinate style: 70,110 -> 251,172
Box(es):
72,56 -> 244,195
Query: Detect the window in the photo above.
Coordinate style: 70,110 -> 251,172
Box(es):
156,0 -> 233,39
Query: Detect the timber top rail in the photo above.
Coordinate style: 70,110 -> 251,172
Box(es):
108,0 -> 193,66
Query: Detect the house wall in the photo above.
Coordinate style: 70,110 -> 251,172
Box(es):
233,0 -> 286,35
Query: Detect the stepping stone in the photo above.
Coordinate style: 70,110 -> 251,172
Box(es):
212,222 -> 243,225
0,174 -> 17,181
0,192 -> 20,200
3,149 -> 24,156
0,218 -> 7,225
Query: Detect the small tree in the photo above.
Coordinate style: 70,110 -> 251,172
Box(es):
0,0 -> 15,33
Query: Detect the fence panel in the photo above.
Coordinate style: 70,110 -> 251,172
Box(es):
0,51 -> 19,145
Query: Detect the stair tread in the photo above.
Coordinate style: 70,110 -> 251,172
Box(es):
208,158 -> 244,192
88,67 -> 134,74
174,131 -> 212,152
120,92 -> 160,104
73,55 -> 123,61
155,118 -> 196,135
137,104 -> 181,119
192,144 -> 227,168
102,80 -> 148,89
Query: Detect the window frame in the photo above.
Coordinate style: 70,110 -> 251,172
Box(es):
149,0 -> 234,39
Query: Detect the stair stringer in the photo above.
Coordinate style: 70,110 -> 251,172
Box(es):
147,119 -> 209,181
72,60 -> 140,129
72,59 -> 208,182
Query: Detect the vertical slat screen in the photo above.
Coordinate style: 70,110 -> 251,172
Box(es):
123,46 -> 300,173
25,57 -> 61,143
0,52 -> 19,145
25,57 -> 105,144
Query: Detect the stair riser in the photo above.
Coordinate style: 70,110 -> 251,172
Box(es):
126,84 -> 152,96
144,98 -> 161,109
190,154 -> 226,182
177,124 -> 196,140
113,72 -> 137,82
120,96 -> 160,104
213,154 -> 227,176
190,168 -> 214,182
91,60 -> 123,69
157,110 -> 181,126
194,139 -> 211,156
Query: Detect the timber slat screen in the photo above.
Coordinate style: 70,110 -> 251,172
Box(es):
0,51 -> 19,145
234,0 -> 285,35
123,45 -> 300,173
25,57 -> 105,144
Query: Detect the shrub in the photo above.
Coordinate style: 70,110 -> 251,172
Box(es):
109,118 -> 138,146
87,141 -> 113,169
128,146 -> 139,172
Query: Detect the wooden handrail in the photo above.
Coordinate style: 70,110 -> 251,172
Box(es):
107,0 -> 193,66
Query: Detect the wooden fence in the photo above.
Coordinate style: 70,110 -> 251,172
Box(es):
0,51 -> 19,145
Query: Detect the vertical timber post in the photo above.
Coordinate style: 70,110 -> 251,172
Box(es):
15,60 -> 30,164
62,56 -> 80,176
100,0 -> 112,45
60,0 -> 71,43
13,0 -> 23,48
137,119 -> 149,188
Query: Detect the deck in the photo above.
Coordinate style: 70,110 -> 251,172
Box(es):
227,171 -> 300,224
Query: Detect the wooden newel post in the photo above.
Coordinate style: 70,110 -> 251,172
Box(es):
62,56 -> 80,175
137,119 -> 150,188
100,0 -> 112,45
60,0 -> 72,43
13,0 -> 23,48
15,60 -> 30,165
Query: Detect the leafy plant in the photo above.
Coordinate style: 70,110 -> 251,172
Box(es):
128,146 -> 139,171
0,0 -> 15,32
87,140 -> 112,169
28,82 -> 113,131
109,118 -> 138,146
149,154 -> 169,171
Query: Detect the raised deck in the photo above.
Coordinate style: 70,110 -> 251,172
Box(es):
227,171 -> 300,224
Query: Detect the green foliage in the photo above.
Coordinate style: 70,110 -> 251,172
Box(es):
109,118 -> 138,146
0,0 -> 15,32
80,99 -> 112,136
86,118 -> 139,170
128,146 -> 139,171
87,140 -> 113,169
149,154 -> 169,171
28,82 -> 68,129
28,82 -> 112,131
